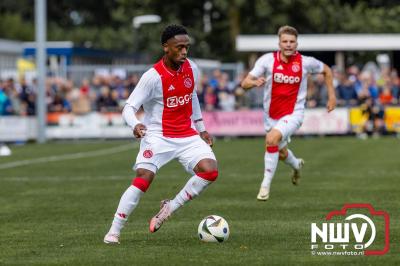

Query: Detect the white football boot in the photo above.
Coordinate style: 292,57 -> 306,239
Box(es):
149,199 -> 172,233
103,233 -> 120,244
292,159 -> 304,185
257,186 -> 270,201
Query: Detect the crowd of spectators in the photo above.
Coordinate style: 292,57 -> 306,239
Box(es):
306,65 -> 400,136
1,64 -> 399,123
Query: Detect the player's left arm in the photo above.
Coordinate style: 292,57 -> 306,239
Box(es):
190,60 -> 213,146
321,64 -> 336,112
192,91 -> 213,146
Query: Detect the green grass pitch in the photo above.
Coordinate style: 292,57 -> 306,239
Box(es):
0,137 -> 399,265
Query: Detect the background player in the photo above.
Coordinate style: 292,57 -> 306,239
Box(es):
241,25 -> 336,201
104,25 -> 218,244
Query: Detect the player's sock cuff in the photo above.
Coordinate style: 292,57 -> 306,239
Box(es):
266,145 -> 279,153
132,177 -> 150,192
196,170 -> 218,181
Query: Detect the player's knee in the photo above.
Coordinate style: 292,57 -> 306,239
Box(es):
266,135 -> 279,146
196,170 -> 218,182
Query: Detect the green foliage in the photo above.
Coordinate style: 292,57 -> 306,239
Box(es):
0,0 -> 400,60
0,13 -> 34,41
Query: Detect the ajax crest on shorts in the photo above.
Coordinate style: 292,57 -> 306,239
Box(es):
143,149 -> 153,158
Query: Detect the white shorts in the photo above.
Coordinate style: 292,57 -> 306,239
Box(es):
264,113 -> 303,149
134,134 -> 216,174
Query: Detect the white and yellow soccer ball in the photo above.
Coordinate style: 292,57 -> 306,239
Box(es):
198,215 -> 229,243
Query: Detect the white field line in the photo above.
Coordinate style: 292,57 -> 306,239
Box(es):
3,170 -> 400,182
0,144 -> 137,170
1,175 -> 129,181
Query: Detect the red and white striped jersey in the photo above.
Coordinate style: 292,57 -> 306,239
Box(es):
126,58 -> 202,138
249,51 -> 324,119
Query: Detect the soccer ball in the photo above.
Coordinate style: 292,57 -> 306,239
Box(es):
198,215 -> 229,243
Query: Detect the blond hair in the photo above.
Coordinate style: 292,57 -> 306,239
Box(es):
278,25 -> 298,38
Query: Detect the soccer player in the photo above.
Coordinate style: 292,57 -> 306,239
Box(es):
241,25 -> 336,201
104,25 -> 218,244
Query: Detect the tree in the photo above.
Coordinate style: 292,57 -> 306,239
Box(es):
0,0 -> 400,62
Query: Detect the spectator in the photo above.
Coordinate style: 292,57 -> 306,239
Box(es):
109,89 -> 121,111
248,86 -> 263,109
125,74 -> 139,93
390,69 -> 399,104
0,86 -> 13,115
8,85 -> 22,115
234,73 -> 250,109
336,72 -> 358,106
70,89 -> 91,115
48,93 -> 71,113
110,75 -> 125,99
357,71 -> 379,102
314,74 -> 330,107
360,97 -> 385,138
92,75 -> 102,92
347,65 -> 362,93
20,93 -> 36,116
196,74 -> 209,109
203,85 -> 218,111
96,85 -> 119,113
216,72 -> 235,111
80,78 -> 91,96
209,69 -> 221,89
331,65 -> 341,88
218,91 -> 235,111
379,84 -> 394,106
306,75 -> 318,108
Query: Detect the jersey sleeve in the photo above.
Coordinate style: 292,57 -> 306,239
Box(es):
126,68 -> 158,109
188,59 -> 203,121
188,59 -> 200,86
191,90 -> 202,121
249,53 -> 272,77
303,55 -> 324,74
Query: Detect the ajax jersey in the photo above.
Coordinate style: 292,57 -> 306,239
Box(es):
126,58 -> 202,138
249,51 -> 324,119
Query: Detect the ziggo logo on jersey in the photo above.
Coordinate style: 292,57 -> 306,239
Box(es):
274,73 -> 301,84
166,93 -> 192,108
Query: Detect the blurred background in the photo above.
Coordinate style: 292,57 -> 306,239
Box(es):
1,0 -> 400,144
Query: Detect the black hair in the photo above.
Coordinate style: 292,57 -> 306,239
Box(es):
161,24 -> 188,44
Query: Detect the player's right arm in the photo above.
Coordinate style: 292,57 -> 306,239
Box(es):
241,74 -> 266,90
240,54 -> 269,90
303,56 -> 336,113
122,105 -> 146,138
123,69 -> 157,138
321,64 -> 336,113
